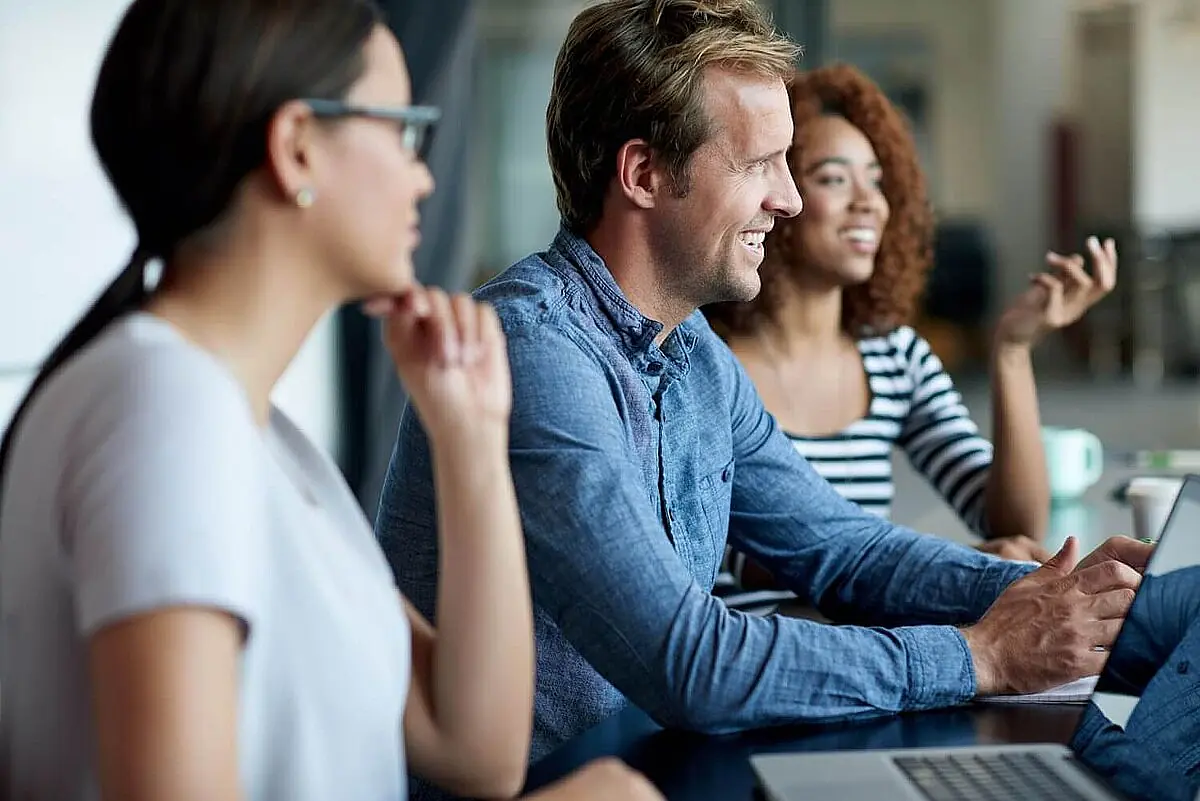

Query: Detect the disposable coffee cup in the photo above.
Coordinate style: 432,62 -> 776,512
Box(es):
1127,477 -> 1183,541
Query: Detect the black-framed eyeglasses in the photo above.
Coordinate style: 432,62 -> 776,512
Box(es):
302,98 -> 441,160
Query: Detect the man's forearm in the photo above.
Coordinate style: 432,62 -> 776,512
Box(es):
1072,703 -> 1199,801
790,522 -> 1038,628
544,555 -> 982,733
654,613 -> 982,729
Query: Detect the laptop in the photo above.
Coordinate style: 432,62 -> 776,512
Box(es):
751,473 -> 1200,801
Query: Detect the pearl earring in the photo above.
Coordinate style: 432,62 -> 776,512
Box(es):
294,187 -> 316,208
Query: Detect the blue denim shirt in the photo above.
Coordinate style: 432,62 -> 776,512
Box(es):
376,227 -> 1034,762
1072,566 -> 1200,801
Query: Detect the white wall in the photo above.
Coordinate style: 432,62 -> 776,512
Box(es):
475,0 -> 588,274
0,0 -> 339,455
1075,6 -> 1134,227
991,0 -> 1073,306
0,2 -> 135,369
830,0 -> 996,218
0,373 -> 33,439
1132,1 -> 1200,228
0,0 -> 134,429
831,0 -> 1080,317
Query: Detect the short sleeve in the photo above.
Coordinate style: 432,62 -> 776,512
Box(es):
57,341 -> 270,637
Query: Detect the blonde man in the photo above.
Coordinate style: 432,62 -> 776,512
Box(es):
379,0 -> 1149,768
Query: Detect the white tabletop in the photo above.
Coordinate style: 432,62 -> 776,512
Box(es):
897,462 -> 1152,556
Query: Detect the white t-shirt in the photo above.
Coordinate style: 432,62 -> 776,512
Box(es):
0,313 -> 411,801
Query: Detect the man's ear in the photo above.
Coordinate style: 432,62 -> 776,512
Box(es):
614,139 -> 669,210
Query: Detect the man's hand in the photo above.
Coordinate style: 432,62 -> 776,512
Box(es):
1075,535 -> 1155,576
962,537 -> 1140,695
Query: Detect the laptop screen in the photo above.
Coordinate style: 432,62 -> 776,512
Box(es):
1070,474 -> 1200,801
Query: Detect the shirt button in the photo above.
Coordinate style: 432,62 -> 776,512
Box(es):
1179,660 -> 1190,675
647,361 -> 663,375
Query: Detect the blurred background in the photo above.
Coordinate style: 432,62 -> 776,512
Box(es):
4,0 -> 1200,532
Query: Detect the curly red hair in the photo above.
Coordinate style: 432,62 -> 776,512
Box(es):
705,63 -> 933,338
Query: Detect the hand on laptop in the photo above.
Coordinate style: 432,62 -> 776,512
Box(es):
962,537 -> 1140,695
1073,534 -> 1155,576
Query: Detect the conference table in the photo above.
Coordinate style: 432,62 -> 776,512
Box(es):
523,461 -> 1166,800
904,461 -> 1150,556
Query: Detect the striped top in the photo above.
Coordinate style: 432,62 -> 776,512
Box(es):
716,325 -> 995,614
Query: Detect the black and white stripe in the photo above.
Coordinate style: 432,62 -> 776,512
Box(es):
715,326 -> 994,615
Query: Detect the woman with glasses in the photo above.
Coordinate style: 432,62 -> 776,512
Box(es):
0,1 -> 660,799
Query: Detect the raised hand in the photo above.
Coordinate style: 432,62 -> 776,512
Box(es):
994,236 -> 1118,348
365,287 -> 511,444
963,537 -> 1139,695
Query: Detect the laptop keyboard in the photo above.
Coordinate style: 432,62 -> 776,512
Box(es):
893,752 -> 1097,801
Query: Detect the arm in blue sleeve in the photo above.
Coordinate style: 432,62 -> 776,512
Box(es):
1074,613 -> 1200,801
495,323 -> 996,733
1071,702 -> 1197,801
718,345 -> 1034,628
1099,566 -> 1200,695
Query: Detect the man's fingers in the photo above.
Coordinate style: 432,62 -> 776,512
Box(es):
1038,536 -> 1079,576
1071,559 -> 1142,596
1096,536 -> 1155,574
1076,649 -> 1112,679
1085,587 -> 1137,620
1085,617 -> 1127,652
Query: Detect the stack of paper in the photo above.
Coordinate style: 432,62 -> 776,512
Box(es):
977,675 -> 1098,705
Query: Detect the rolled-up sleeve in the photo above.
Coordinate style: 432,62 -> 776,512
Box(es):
475,325 -> 1027,731
720,345 -> 1032,623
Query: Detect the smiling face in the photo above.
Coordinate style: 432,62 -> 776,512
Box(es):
790,114 -> 889,289
649,68 -> 804,307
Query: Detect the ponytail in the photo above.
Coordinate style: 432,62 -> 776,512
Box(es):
0,246 -> 152,499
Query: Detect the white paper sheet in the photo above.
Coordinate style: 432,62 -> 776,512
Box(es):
977,675 -> 1098,705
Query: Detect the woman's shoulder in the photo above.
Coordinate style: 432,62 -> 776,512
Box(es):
16,314 -> 258,465
859,325 -> 938,370
857,325 -> 921,364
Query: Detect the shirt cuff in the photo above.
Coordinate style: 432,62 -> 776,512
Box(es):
972,560 -> 1038,620
1070,702 -> 1109,754
897,625 -> 978,710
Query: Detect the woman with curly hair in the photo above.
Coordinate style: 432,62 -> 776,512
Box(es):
704,63 -> 1117,615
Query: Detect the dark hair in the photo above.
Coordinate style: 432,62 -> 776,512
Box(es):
0,0 -> 382,489
546,0 -> 800,234
704,63 -> 933,339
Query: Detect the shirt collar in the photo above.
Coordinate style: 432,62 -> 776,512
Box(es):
550,225 -> 702,369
